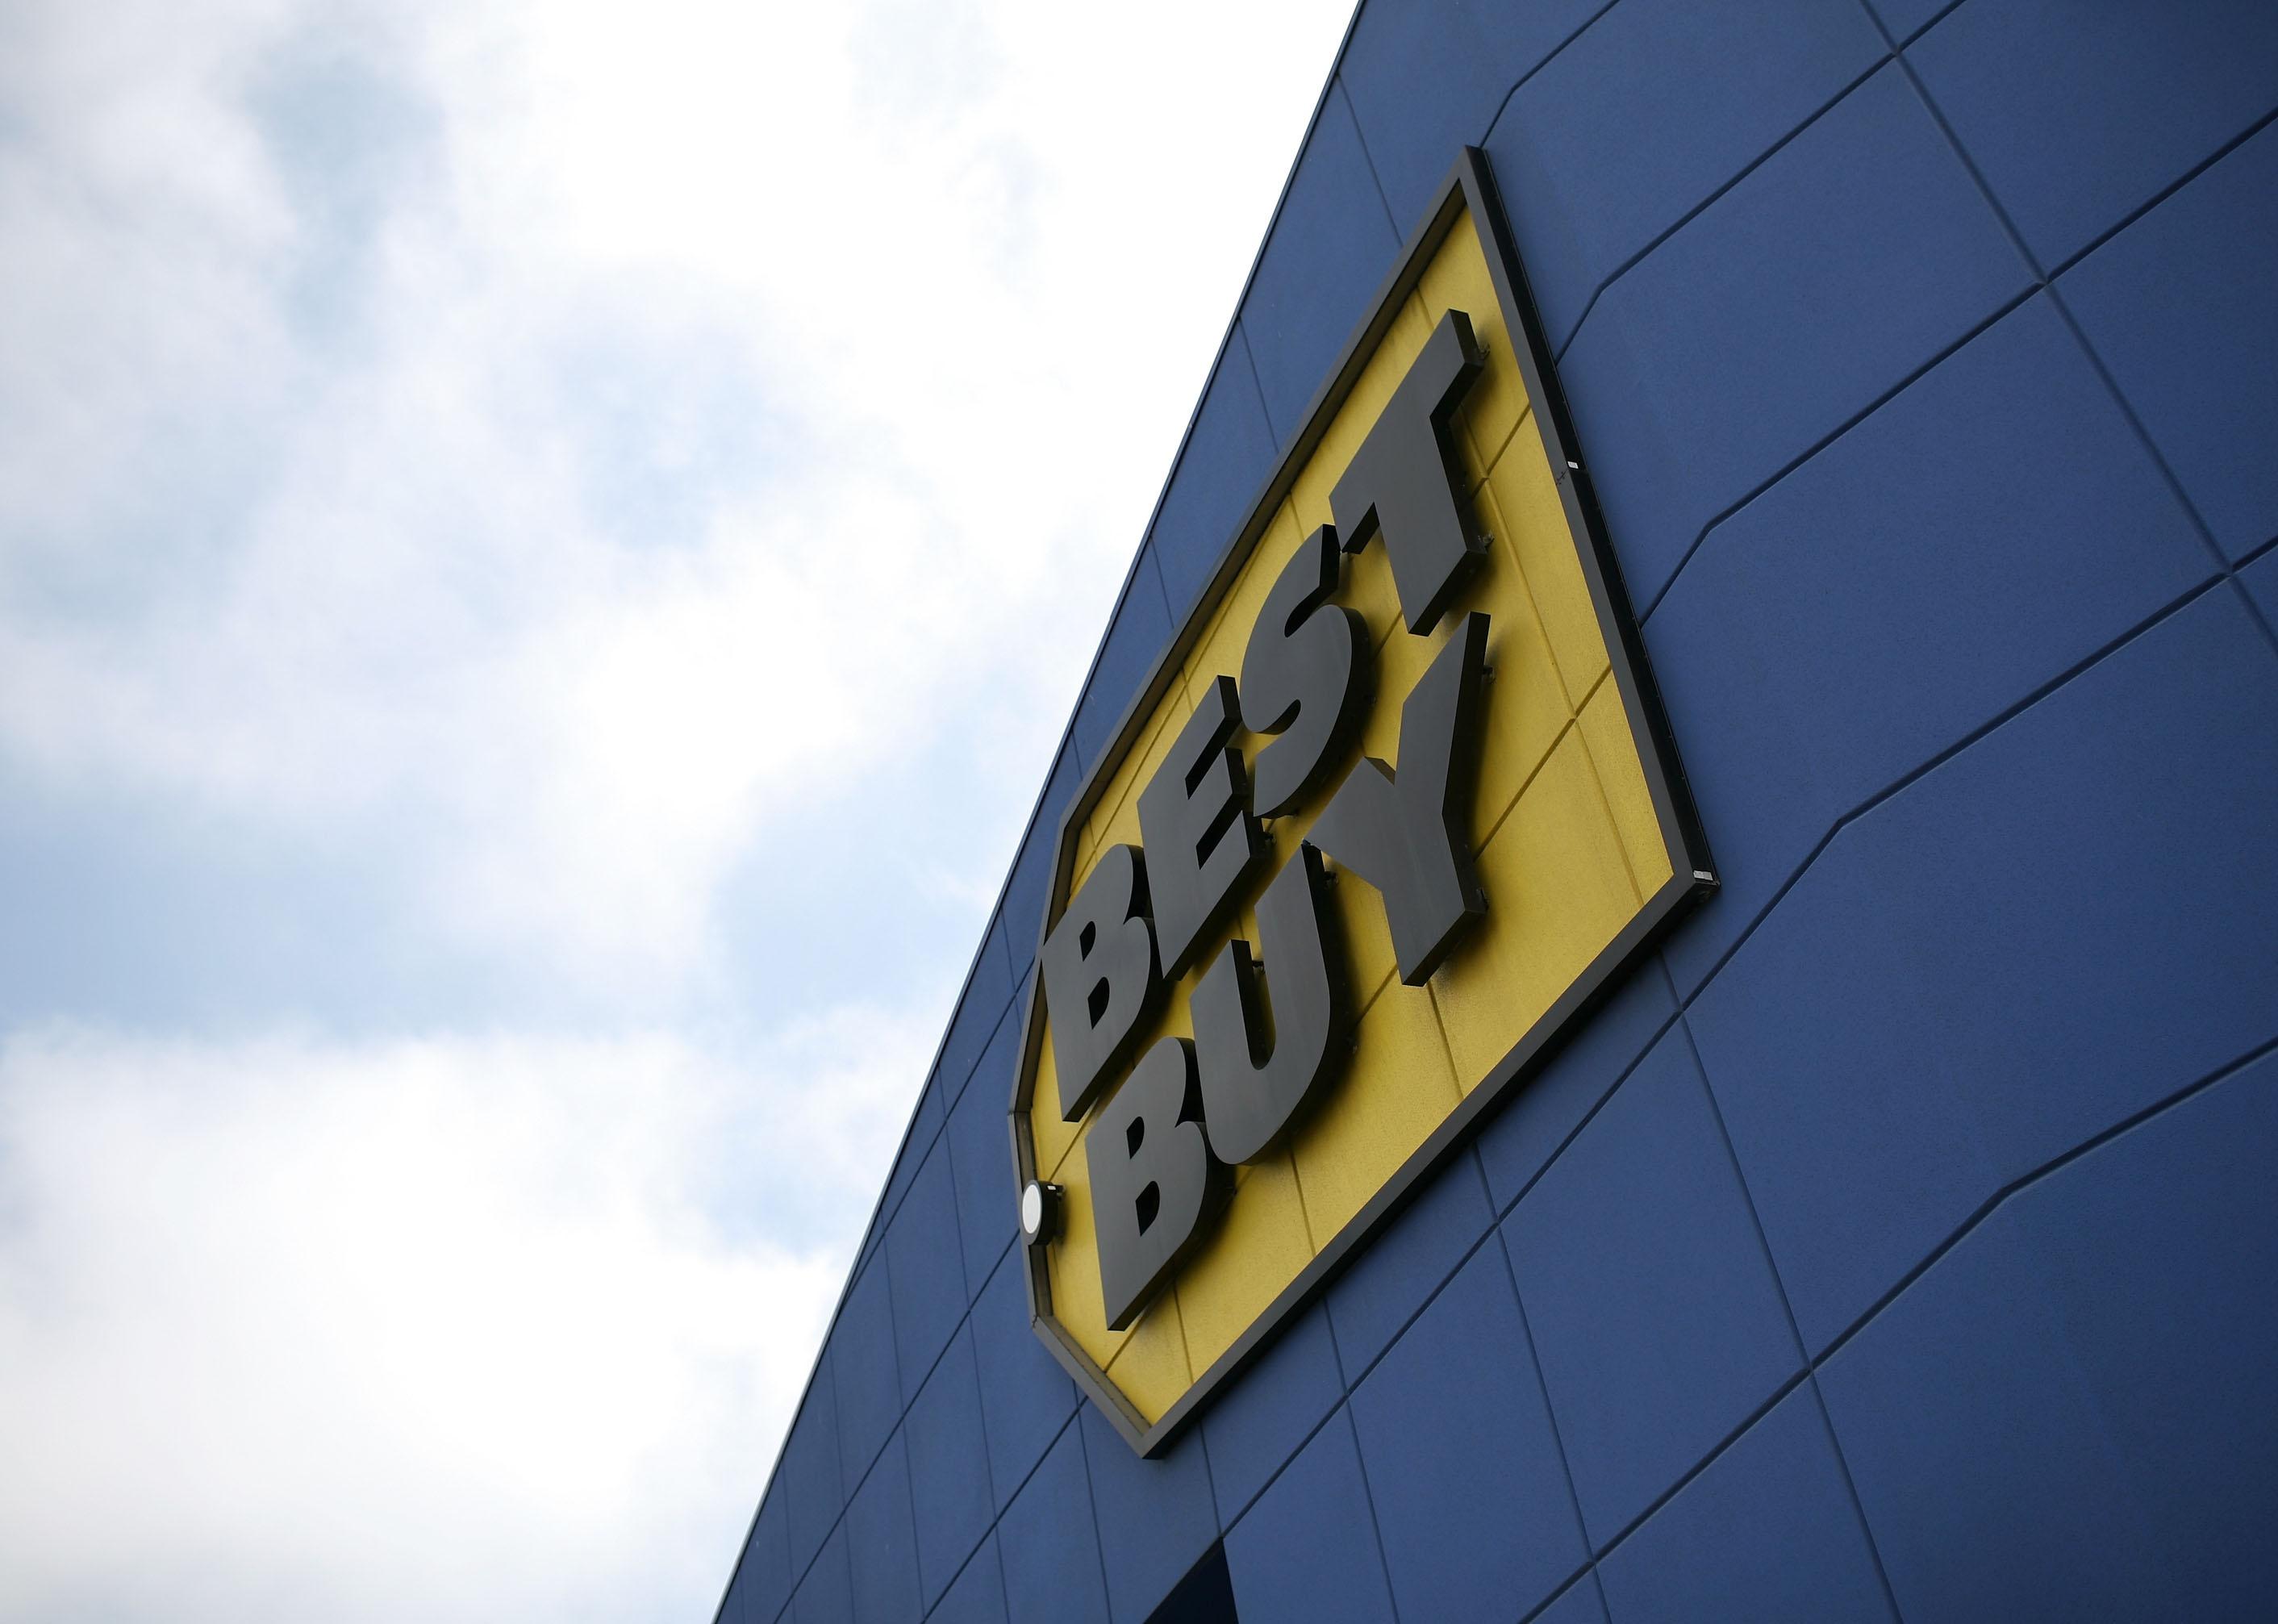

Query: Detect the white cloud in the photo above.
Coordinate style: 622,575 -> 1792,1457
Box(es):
0,0 -> 1351,999
0,0 -> 1359,1614
0,1013 -> 937,1622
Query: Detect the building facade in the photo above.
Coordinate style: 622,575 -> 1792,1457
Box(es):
713,2 -> 2278,1619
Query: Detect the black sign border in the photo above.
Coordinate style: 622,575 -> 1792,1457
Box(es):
1010,148 -> 1717,1458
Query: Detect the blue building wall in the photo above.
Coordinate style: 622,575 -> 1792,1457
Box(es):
716,2 -> 2278,1619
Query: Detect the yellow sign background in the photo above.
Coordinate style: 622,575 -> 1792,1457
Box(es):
1024,202 -> 1684,1432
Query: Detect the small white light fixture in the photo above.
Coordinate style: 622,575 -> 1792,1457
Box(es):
1020,1180 -> 1062,1246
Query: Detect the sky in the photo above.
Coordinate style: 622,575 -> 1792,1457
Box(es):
0,2 -> 1354,1618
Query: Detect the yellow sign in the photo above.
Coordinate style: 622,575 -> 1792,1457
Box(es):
1012,152 -> 1713,1455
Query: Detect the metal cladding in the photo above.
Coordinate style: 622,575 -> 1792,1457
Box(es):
722,15 -> 2278,1617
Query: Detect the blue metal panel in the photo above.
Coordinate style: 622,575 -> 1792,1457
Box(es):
794,1525 -> 854,1624
1905,0 -> 2278,270
1223,1408 -> 1396,1624
1691,588 -> 2278,1355
863,915 -> 1012,1277
1558,65 -> 2030,615
904,1326 -> 995,1612
2060,119 -> 2278,562
887,1137 -> 970,1402
844,1431 -> 920,1624
1486,0 -> 1886,350
1148,332 -> 1278,620
1200,1300 -> 1346,1526
1533,1574 -> 1610,1624
1349,1242 -> 1586,1622
867,1105 -> 944,1274
1341,0 -> 1607,227
1322,1146 -> 1492,1380
945,1011 -> 1020,1294
727,1488 -> 792,1624
2243,549 -> 2278,635
1079,1406 -> 1220,1623
832,1259 -> 903,1489
1597,1384 -> 1893,1623
1504,1029 -> 1801,1543
935,929 -> 1016,1113
1820,1048 -> 2278,1619
1069,552 -> 1173,774
1475,960 -> 1675,1214
928,1533 -> 1008,1624
782,1360 -> 845,1579
1000,750 -> 1077,983
1239,87 -> 1400,441
1648,294 -> 2212,996
1862,0 -> 1957,47
995,1424 -> 1108,1624
966,1250 -> 1078,1517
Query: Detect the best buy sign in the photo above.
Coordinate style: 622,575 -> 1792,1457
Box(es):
1010,150 -> 1714,1456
